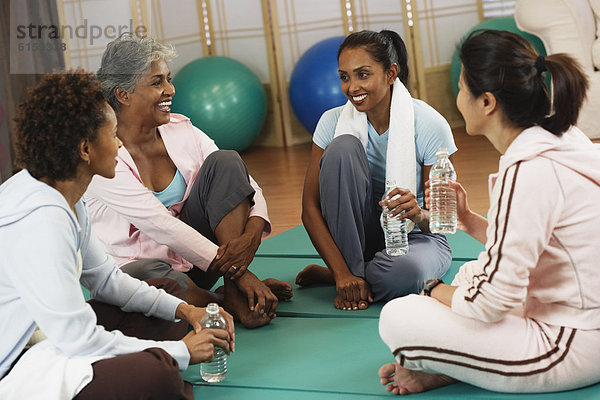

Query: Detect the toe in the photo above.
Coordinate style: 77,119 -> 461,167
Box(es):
343,300 -> 352,310
378,363 -> 397,378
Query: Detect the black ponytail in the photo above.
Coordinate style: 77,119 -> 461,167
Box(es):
541,54 -> 589,134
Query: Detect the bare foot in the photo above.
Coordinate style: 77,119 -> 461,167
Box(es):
295,264 -> 335,287
378,363 -> 455,395
222,280 -> 273,329
262,278 -> 293,301
334,294 -> 369,311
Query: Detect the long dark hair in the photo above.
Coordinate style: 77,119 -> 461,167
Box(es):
459,29 -> 588,135
338,30 -> 409,85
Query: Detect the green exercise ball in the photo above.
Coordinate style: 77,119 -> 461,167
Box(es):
171,56 -> 267,152
450,16 -> 548,97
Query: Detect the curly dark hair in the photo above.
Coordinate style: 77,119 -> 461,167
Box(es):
15,69 -> 108,180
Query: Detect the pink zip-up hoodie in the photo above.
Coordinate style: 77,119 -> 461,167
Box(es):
84,114 -> 270,273
451,126 -> 600,330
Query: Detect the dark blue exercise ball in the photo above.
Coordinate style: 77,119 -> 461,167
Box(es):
289,36 -> 348,134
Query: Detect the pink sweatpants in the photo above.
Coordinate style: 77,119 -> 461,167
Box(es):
379,294 -> 600,393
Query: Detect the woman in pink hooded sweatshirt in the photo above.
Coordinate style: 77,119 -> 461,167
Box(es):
378,30 -> 600,394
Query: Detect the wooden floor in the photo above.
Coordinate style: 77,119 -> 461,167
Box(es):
242,126 -> 502,237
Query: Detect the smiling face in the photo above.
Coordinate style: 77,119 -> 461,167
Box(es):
88,103 -> 122,179
337,46 -> 396,116
126,59 -> 175,127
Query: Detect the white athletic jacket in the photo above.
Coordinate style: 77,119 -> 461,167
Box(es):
0,170 -> 189,398
452,126 -> 600,330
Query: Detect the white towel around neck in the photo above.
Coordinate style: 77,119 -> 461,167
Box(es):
334,78 -> 416,232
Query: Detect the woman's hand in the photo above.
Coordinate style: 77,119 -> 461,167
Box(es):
425,180 -> 488,243
335,274 -> 373,310
449,181 -> 471,231
208,232 -> 260,280
182,328 -> 231,364
175,303 -> 235,351
379,187 -> 426,225
425,180 -> 471,231
236,272 -> 279,316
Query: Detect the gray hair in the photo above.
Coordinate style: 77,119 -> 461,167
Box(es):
97,33 -> 177,114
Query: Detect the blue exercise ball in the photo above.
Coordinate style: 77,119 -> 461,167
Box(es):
171,56 -> 267,152
289,36 -> 348,133
450,16 -> 548,98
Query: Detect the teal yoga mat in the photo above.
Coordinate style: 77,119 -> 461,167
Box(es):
193,385 -> 390,399
193,383 -> 600,400
257,225 -> 484,261
257,225 -> 317,258
183,317 -> 390,395
446,229 -> 485,261
186,316 -> 600,399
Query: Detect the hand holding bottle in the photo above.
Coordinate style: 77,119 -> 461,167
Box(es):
182,328 -> 231,364
379,187 -> 424,223
176,303 -> 235,352
429,147 -> 457,233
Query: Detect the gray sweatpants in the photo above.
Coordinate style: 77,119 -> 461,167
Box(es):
319,135 -> 451,302
121,150 -> 256,292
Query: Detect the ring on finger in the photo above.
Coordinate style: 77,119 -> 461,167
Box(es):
231,266 -> 238,271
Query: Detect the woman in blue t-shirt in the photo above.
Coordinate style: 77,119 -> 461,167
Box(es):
296,30 -> 457,310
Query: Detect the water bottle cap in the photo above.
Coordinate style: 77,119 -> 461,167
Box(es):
436,147 -> 449,157
206,303 -> 220,314
385,180 -> 397,189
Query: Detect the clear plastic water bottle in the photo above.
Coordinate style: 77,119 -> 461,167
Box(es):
200,303 -> 227,383
380,181 -> 409,256
429,147 -> 457,234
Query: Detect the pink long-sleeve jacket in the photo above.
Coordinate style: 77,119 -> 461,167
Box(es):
451,126 -> 600,330
84,114 -> 271,272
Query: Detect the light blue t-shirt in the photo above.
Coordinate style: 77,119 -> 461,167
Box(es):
152,169 -> 187,208
313,98 -> 457,207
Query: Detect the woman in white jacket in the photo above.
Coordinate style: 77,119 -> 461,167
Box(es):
378,30 -> 600,394
0,70 -> 233,399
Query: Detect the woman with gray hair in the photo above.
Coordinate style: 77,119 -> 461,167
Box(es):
86,33 -> 292,329
0,70 -> 233,399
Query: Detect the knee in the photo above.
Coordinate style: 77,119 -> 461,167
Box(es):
367,258 -> 425,302
121,259 -> 172,280
120,260 -> 155,281
203,150 -> 249,184
205,149 -> 243,168
145,277 -> 186,300
321,135 -> 363,166
378,295 -> 429,347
